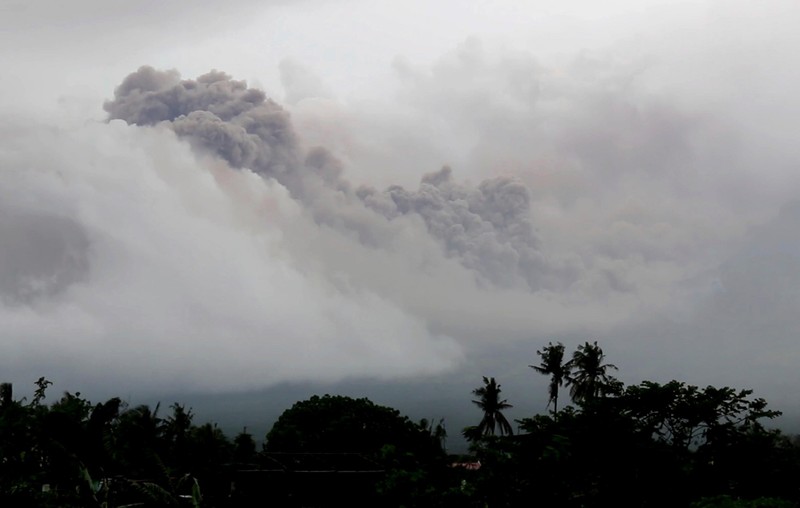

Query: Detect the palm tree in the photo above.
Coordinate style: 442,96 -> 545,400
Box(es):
163,403 -> 194,471
470,376 -> 514,437
115,403 -> 164,477
531,341 -> 569,414
419,418 -> 448,453
565,341 -> 620,405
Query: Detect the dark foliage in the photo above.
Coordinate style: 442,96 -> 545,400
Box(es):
2,342 -> 800,507
265,394 -> 436,456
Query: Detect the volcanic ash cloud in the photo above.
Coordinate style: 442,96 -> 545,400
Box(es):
0,118 -> 463,392
104,66 -> 560,291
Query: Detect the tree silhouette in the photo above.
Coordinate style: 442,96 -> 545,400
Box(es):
531,341 -> 569,414
566,341 -> 620,405
114,403 -> 164,478
418,418 -> 448,453
162,403 -> 193,472
266,394 -> 434,456
471,377 -> 514,437
233,427 -> 257,464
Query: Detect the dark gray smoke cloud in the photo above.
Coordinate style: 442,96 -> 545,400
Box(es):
105,66 -> 553,290
357,167 -> 557,289
105,67 -> 298,181
0,118 -> 463,392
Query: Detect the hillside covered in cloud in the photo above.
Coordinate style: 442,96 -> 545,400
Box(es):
1,1 -> 800,414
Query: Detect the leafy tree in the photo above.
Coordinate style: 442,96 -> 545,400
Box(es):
188,423 -> 232,475
267,395 -> 449,507
3,372 -> 800,507
265,394 -> 434,457
565,341 -> 620,405
514,398 -> 695,507
621,380 -> 790,501
622,381 -> 782,451
469,377 -> 513,438
510,379 -> 793,507
232,427 -> 257,464
531,341 -> 569,414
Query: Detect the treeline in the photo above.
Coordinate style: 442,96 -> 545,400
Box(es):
0,378 -> 242,507
2,342 -> 800,507
0,380 -> 453,507
462,342 -> 800,507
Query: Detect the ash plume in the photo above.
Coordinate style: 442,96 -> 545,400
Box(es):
105,67 -> 299,183
105,66 -> 551,290
358,167 -> 550,289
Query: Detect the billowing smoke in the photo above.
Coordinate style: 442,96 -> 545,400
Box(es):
0,118 -> 463,393
3,0 -> 800,421
357,167 -> 555,289
105,67 -> 300,184
104,66 -> 554,290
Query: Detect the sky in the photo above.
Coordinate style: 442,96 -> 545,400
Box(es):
2,0 -> 800,440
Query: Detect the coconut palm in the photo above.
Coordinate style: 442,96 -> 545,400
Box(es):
531,341 -> 569,414
163,403 -> 194,471
566,341 -> 620,405
471,376 -> 514,437
114,403 -> 164,477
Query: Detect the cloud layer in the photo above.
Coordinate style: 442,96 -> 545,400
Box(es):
3,1 -> 800,406
103,66 -> 562,291
0,118 -> 461,392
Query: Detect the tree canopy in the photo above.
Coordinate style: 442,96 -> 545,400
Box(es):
531,341 -> 569,413
565,341 -> 620,404
2,342 -> 800,508
264,394 -> 437,457
466,376 -> 514,439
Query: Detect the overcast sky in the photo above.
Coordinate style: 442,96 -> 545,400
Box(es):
2,0 -> 800,433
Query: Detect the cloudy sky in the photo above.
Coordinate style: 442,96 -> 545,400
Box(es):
2,0 -> 800,436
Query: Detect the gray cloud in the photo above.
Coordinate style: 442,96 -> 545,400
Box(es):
0,210 -> 89,304
105,67 -> 298,180
279,59 -> 332,105
3,0 -> 800,407
358,167 -> 555,289
0,119 -> 462,393
104,66 -> 560,290
262,26 -> 800,420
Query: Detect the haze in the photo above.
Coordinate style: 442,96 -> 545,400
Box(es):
1,0 -> 799,439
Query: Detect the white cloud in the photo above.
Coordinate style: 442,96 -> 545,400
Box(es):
2,0 -> 800,410
0,119 -> 462,392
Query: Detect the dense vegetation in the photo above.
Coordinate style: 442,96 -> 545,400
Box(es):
2,342 -> 800,507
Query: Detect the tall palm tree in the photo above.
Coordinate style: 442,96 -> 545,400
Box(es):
565,341 -> 620,405
471,376 -> 514,437
531,342 -> 569,414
